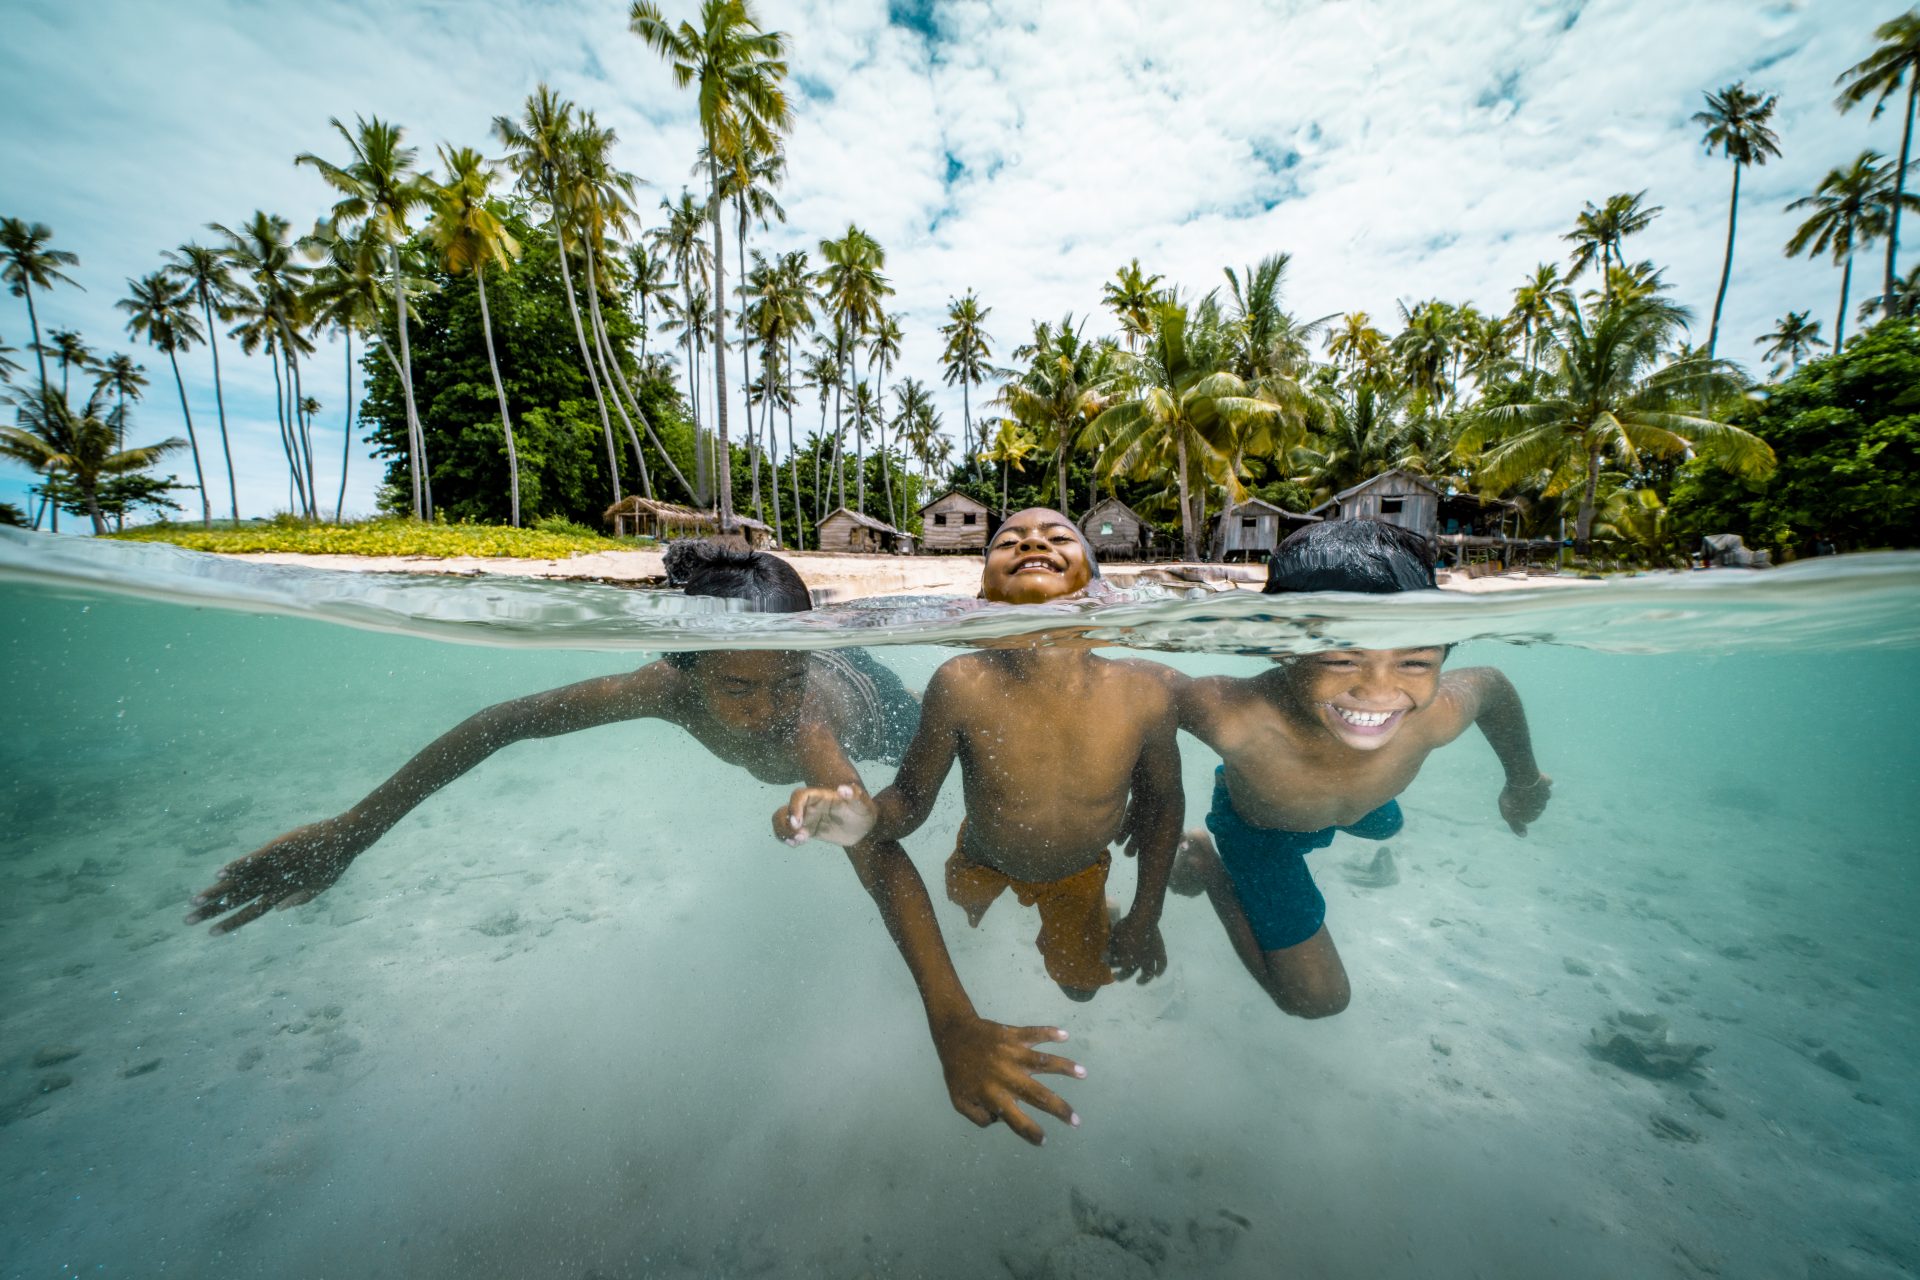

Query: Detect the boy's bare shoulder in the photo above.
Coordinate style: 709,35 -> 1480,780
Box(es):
1106,657 -> 1180,707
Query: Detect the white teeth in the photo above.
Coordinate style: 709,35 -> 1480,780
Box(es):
1331,706 -> 1395,727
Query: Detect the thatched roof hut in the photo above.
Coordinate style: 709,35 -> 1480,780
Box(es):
817,507 -> 914,554
603,497 -> 773,548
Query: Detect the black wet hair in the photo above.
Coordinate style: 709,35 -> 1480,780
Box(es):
1263,519 -> 1438,594
662,539 -> 812,669
663,538 -> 813,611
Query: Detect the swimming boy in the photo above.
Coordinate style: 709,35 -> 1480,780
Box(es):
190,540 -> 1082,1146
1166,520 -> 1551,1018
776,508 -> 1183,1002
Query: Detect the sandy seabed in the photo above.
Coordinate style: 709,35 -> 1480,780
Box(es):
0,593 -> 1912,1279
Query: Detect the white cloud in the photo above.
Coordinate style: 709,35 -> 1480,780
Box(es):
0,0 -> 1900,522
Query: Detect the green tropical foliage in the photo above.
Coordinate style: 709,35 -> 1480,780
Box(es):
1671,318 -> 1920,556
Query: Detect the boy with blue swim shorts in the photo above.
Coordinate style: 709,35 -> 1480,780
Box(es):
1159,520 -> 1552,1018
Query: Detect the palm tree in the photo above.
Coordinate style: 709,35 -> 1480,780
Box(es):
1755,310 -> 1828,376
92,353 -> 147,448
802,342 -> 839,526
296,116 -> 435,517
626,240 -> 675,367
998,315 -> 1110,522
47,330 -> 93,399
304,224 -> 386,520
1837,11 -> 1920,299
650,188 -> 714,500
1392,299 -> 1455,403
0,218 -> 81,404
1092,298 -> 1277,560
216,212 -> 318,517
1505,266 -> 1565,374
1325,311 -> 1387,378
2,387 -> 183,533
572,114 -> 686,503
867,312 -> 902,525
1564,191 -> 1663,299
715,138 -> 786,510
939,290 -> 993,481
119,271 -> 212,527
1785,151 -> 1918,347
768,249 -> 814,540
1861,261 -> 1920,320
632,0 -> 792,530
981,415 -> 1037,515
163,243 -> 242,522
427,145 -> 527,525
814,224 -> 891,509
1462,293 -> 1772,552
494,89 -> 630,508
1101,258 -> 1161,352
1695,83 -> 1783,358
0,331 -> 23,387
1294,379 -> 1413,499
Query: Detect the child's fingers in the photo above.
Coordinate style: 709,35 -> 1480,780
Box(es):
996,1101 -> 1047,1146
1012,1024 -> 1069,1046
1012,1077 -> 1077,1129
1023,1049 -> 1085,1080
208,897 -> 277,935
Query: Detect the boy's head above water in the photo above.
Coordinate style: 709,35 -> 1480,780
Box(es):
1263,518 -> 1437,595
981,507 -> 1098,604
663,541 -> 813,729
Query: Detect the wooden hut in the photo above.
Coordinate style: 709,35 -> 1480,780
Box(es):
917,490 -> 990,553
1211,496 -> 1319,561
1307,470 -> 1443,536
816,507 -> 914,554
1079,497 -> 1156,561
602,497 -> 772,549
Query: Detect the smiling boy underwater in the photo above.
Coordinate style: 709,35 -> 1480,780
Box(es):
1165,519 -> 1552,1018
776,509 -> 1184,1022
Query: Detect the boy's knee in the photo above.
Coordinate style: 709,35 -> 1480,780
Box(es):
1273,984 -> 1351,1019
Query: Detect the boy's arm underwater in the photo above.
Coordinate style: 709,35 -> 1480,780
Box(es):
791,717 -> 1085,1147
188,666 -> 679,933
1441,666 -> 1553,836
773,660 -> 964,848
1106,683 -> 1183,983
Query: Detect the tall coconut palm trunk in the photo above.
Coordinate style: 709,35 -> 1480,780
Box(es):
388,245 -> 428,518
164,347 -> 211,527
474,264 -> 522,526
1573,445 -> 1605,554
1175,432 -> 1196,561
586,261 -> 692,502
194,286 -> 240,522
268,343 -> 309,517
552,218 -> 622,504
1891,77 -> 1917,299
1836,251 -> 1855,349
582,244 -> 653,502
1706,165 -> 1741,358
786,336 -> 803,545
878,406 -> 896,528
336,330 -> 354,522
764,387 -> 783,545
288,351 -> 319,517
706,154 -> 734,531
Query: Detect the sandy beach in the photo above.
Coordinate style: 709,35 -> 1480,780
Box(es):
210,548 -> 1602,600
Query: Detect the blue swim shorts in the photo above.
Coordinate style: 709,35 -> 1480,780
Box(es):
1204,767 -> 1403,951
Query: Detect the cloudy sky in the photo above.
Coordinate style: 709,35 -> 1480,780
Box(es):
0,0 -> 1897,523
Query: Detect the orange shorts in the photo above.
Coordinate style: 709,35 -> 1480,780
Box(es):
945,842 -> 1114,991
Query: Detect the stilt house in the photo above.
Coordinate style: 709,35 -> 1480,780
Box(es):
816,507 -> 915,554
1079,498 -> 1156,561
1212,497 -> 1319,561
916,490 -> 990,553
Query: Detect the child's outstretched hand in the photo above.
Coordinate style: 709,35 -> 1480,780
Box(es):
931,1014 -> 1083,1146
186,815 -> 374,934
1499,772 -> 1553,836
772,783 -> 877,847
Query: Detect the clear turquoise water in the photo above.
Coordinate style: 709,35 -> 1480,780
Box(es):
2,530 -> 1917,1279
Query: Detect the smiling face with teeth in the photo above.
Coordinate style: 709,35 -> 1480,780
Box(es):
1282,646 -> 1448,751
981,508 -> 1095,605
